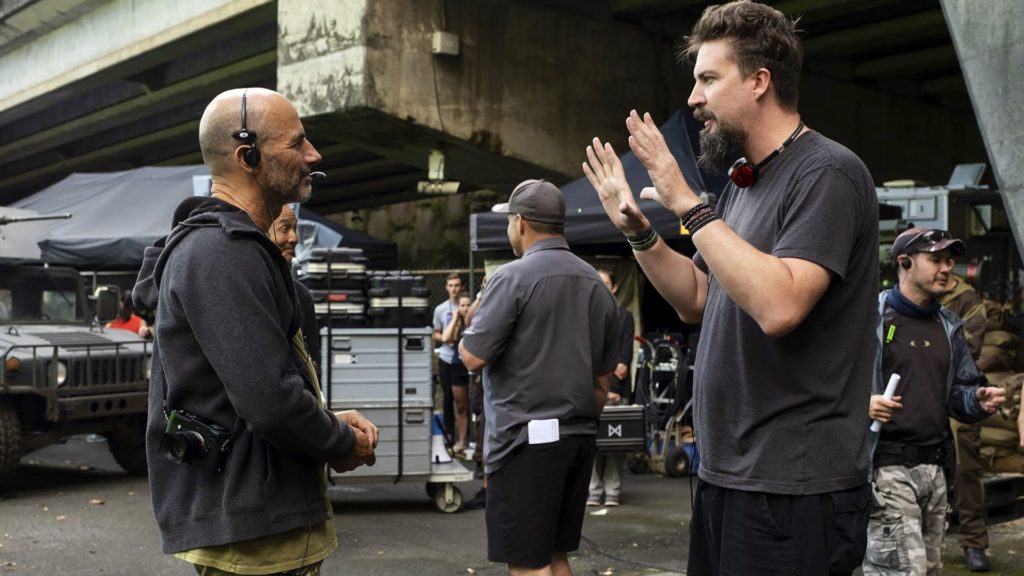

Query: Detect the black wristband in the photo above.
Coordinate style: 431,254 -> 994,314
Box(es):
625,227 -> 658,252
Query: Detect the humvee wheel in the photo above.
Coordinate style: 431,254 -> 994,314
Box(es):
108,417 -> 148,476
0,398 -> 21,494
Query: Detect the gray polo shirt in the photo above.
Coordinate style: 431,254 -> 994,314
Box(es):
461,237 -> 619,472
432,300 -> 457,364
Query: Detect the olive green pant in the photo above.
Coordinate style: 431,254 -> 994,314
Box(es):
192,560 -> 323,576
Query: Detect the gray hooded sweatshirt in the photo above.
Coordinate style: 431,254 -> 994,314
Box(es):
134,198 -> 354,553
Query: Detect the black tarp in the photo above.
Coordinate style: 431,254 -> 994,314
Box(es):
10,166 -> 397,269
470,110 -> 728,253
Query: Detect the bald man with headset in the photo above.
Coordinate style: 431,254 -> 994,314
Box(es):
134,88 -> 377,576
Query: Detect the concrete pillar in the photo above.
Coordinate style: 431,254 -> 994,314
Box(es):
277,0 -> 678,189
941,0 -> 1024,257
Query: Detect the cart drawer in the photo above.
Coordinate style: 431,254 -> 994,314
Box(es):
338,405 -> 432,476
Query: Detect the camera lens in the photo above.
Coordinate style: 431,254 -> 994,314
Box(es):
164,431 -> 206,464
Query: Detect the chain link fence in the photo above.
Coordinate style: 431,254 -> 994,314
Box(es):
409,267 -> 486,311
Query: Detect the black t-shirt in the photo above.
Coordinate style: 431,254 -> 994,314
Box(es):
880,311 -> 950,445
693,131 -> 878,495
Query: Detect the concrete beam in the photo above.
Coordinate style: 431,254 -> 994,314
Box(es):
854,45 -> 958,78
0,50 -> 275,165
942,0 -> 1024,257
2,119 -> 197,191
0,0 -> 273,123
803,10 -> 947,56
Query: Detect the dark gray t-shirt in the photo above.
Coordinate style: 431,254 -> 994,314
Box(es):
693,131 -> 878,495
461,238 -> 619,472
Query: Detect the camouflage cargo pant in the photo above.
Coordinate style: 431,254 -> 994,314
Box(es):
863,464 -> 946,576
192,560 -> 323,576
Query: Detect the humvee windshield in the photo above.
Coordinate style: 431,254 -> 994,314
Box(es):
0,266 -> 84,323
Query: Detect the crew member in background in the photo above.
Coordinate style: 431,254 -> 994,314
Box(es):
433,273 -> 468,449
107,290 -> 151,338
268,203 -> 320,370
460,179 -> 619,575
587,269 -> 635,508
939,272 -> 992,572
441,291 -> 474,456
866,228 -> 1005,575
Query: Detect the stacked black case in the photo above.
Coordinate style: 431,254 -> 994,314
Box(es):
298,248 -> 369,328
366,271 -> 431,328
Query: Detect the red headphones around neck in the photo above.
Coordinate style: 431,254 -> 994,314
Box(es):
728,121 -> 804,188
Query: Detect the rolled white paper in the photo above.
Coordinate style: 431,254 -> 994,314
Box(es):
870,373 -> 901,433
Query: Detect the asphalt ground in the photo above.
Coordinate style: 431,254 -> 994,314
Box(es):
0,436 -> 687,575
2,436 -> 1024,575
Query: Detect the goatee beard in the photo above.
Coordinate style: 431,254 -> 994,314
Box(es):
697,124 -> 747,175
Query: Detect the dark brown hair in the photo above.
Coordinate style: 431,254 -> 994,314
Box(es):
680,0 -> 803,111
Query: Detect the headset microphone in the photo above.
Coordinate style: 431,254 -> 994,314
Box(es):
310,171 -> 326,179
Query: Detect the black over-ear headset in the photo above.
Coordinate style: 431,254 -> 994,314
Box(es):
728,121 -> 804,188
232,90 -> 260,168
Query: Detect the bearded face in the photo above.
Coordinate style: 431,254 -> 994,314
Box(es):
695,108 -> 748,175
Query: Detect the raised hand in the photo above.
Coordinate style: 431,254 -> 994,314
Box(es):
583,137 -> 651,235
626,110 -> 700,216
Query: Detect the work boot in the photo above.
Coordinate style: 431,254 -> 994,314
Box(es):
464,488 -> 486,510
964,547 -> 990,572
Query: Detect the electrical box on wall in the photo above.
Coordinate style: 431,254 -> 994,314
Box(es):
431,31 -> 459,56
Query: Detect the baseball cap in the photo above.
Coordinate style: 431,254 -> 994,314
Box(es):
891,227 -> 965,265
492,179 -> 565,226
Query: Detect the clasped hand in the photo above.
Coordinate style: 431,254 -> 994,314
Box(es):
330,410 -> 379,473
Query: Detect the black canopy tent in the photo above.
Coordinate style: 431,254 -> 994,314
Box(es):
469,109 -> 728,254
10,166 -> 397,270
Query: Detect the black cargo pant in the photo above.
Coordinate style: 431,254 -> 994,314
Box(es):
687,480 -> 872,576
953,421 -> 988,549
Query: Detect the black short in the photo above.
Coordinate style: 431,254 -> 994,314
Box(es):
486,435 -> 596,567
688,479 -> 871,576
439,359 -> 469,388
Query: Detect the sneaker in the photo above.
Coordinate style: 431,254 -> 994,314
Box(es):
586,495 -> 602,507
605,495 -> 619,507
464,488 -> 486,510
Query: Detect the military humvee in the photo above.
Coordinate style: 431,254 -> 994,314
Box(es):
1,208 -> 150,494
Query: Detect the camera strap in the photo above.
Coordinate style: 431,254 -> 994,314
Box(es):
291,329 -> 325,408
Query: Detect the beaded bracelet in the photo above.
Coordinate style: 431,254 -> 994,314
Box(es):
687,212 -> 720,235
625,227 -> 659,252
680,203 -> 720,236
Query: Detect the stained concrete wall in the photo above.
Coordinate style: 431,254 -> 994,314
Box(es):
278,0 -> 679,182
942,0 -> 1024,257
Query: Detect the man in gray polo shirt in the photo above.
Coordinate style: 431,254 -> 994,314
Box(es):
460,179 -> 619,576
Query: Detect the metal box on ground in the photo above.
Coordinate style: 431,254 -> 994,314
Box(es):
321,327 -> 432,406
596,404 -> 647,453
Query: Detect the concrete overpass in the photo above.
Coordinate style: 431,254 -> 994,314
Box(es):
0,0 -> 994,222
